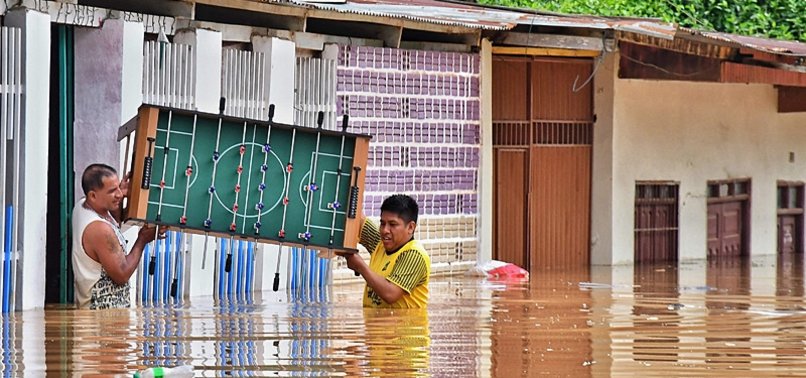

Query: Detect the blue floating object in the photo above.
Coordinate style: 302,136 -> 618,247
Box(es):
258,183 -> 266,191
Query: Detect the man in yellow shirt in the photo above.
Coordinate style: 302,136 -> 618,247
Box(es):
345,194 -> 430,308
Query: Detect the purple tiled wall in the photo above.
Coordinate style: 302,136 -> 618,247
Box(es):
337,45 -> 481,223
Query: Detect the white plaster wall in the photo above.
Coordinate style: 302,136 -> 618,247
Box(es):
478,38 -> 493,263
591,52 -> 617,266
252,36 -> 295,124
6,8 -> 50,311
174,29 -> 222,113
607,56 -> 806,264
120,21 -> 144,131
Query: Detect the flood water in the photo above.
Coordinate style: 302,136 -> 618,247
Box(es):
4,254 -> 806,376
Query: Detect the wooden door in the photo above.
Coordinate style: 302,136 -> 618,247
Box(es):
707,179 -> 750,259
494,148 -> 528,269
707,201 -> 745,258
491,56 -> 530,266
529,144 -> 590,272
492,56 -> 592,272
527,58 -> 593,272
634,183 -> 679,263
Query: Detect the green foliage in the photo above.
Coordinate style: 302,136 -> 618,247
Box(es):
477,0 -> 806,42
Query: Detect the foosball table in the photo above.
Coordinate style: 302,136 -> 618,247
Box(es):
121,102 -> 370,254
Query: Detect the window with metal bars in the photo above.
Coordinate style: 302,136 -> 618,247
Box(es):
634,182 -> 680,263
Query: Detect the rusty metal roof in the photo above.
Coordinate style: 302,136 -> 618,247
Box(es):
679,28 -> 806,57
292,0 -> 530,30
269,1 -> 806,60
291,0 -> 676,37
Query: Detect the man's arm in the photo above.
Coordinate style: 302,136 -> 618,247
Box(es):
344,253 -> 406,304
83,222 -> 160,285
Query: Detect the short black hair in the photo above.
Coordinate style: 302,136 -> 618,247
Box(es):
81,164 -> 117,195
380,194 -> 419,224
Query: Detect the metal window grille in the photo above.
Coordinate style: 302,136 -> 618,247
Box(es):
142,41 -> 195,109
222,48 -> 270,120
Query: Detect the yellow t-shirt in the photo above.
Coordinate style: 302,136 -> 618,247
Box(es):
359,220 -> 430,309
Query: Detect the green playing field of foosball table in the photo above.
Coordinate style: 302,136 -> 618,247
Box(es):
124,105 -> 370,252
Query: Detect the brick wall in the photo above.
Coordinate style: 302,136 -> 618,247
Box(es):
334,45 -> 481,275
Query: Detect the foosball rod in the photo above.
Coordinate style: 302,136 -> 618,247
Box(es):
328,115 -> 350,246
273,244 -> 282,292
255,104 -> 275,237
155,110 -> 174,223
278,122 -> 298,240
170,231 -> 182,300
229,121 -> 248,235
179,114 -> 198,226
203,98 -> 227,270
174,115 -> 197,297
149,110 -> 175,279
301,111 -> 325,243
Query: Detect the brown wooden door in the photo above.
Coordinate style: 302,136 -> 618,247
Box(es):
635,184 -> 679,263
635,204 -> 676,262
492,56 -> 592,272
707,201 -> 745,258
494,148 -> 528,269
529,145 -> 590,272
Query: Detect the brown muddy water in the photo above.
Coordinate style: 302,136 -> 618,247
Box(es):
3,254 -> 806,377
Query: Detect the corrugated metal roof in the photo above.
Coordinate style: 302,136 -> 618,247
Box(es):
680,28 -> 806,57
292,0 -> 676,38
271,1 -> 806,60
293,0 -> 526,30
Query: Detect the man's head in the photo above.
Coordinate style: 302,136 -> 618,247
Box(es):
81,164 -> 122,212
379,194 -> 419,252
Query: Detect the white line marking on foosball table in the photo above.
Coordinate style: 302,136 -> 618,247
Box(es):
204,114 -> 224,229
149,146 -> 180,190
302,122 -> 323,243
179,114 -> 198,226
155,110 -> 174,222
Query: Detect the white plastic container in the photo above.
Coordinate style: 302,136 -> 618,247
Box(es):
132,364 -> 194,378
